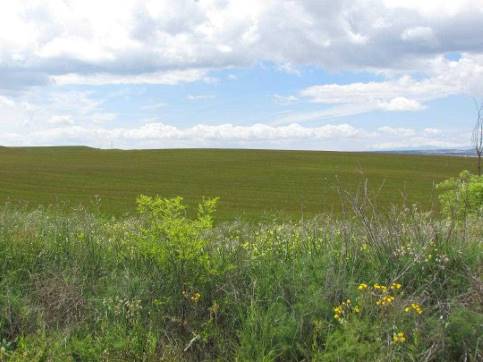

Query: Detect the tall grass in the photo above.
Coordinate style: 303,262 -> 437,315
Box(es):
0,194 -> 481,361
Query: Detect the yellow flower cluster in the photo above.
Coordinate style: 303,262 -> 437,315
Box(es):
404,303 -> 423,314
373,283 -> 388,292
358,282 -> 402,302
392,331 -> 406,344
333,305 -> 344,320
371,282 -> 401,291
357,283 -> 368,290
333,299 -> 361,322
182,290 -> 202,303
191,292 -> 201,303
356,282 -> 401,307
376,295 -> 395,306
333,299 -> 350,320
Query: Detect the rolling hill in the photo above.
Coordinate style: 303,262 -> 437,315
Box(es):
0,147 -> 476,220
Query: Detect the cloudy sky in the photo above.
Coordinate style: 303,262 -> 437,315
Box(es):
1,0 -> 483,150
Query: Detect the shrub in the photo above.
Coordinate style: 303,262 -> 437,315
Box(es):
136,195 -> 219,287
437,170 -> 483,219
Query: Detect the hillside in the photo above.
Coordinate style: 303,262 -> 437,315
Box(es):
0,147 -> 476,219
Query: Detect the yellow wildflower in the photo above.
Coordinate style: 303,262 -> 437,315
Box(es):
392,331 -> 406,344
373,283 -> 388,292
376,295 -> 395,306
410,303 -> 423,314
333,301 -> 350,322
391,283 -> 402,290
358,283 -> 368,290
190,292 -> 201,303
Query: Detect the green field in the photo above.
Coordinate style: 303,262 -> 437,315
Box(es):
0,146 -> 475,219
0,148 -> 481,360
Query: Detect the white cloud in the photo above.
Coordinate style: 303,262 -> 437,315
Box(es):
187,94 -> 216,101
273,94 -> 298,105
371,126 -> 467,150
273,104 -> 383,125
378,126 -> 416,137
120,122 -> 364,141
378,97 -> 424,111
0,1 -> 481,150
0,121 -> 469,151
0,122 -> 365,148
401,26 -> 435,44
48,115 -> 75,126
300,76 -> 453,106
430,54 -> 483,96
297,77 -> 442,117
382,0 -> 481,17
0,89 -> 117,131
288,53 -> 483,121
91,113 -> 118,124
1,1 -> 483,88
52,69 -> 210,86
423,127 -> 441,135
0,95 -> 15,107
277,62 -> 302,75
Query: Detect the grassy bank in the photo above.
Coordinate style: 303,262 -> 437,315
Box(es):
0,195 -> 481,361
0,147 -> 475,220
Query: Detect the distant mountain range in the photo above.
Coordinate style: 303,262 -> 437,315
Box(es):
377,148 -> 476,157
0,145 -> 477,157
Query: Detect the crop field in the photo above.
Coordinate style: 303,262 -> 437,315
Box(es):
0,147 -> 475,220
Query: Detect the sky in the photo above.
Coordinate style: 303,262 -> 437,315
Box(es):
1,0 -> 483,150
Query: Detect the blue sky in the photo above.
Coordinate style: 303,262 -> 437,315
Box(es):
1,1 -> 482,150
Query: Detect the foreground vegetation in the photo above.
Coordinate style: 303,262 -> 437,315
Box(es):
0,147 -> 475,219
0,175 -> 481,361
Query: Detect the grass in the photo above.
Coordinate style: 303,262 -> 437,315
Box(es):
0,147 -> 476,220
0,194 -> 481,361
0,147 -> 480,360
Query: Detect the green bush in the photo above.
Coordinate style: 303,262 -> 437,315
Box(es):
136,194 -> 219,284
437,170 -> 483,219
